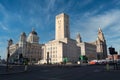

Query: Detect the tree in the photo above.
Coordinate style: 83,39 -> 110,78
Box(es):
79,55 -> 88,63
63,57 -> 68,64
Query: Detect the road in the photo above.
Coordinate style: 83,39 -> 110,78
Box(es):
0,65 -> 120,80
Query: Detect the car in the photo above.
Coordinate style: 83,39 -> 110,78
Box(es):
89,60 -> 98,65
98,60 -> 107,64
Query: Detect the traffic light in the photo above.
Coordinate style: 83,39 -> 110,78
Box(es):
7,53 -> 10,58
114,51 -> 118,54
109,47 -> 115,55
19,53 -> 23,59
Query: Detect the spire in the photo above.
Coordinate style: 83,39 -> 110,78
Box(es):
76,33 -> 82,43
32,27 -> 35,31
98,27 -> 102,33
97,28 -> 105,42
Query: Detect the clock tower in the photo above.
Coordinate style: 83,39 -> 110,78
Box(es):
55,13 -> 70,40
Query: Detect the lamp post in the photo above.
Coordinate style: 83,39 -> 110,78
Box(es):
30,55 -> 32,65
6,42 -> 10,71
47,52 -> 49,64
0,56 -> 1,64
6,39 -> 13,71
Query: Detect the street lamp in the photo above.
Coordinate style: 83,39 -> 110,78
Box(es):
6,39 -> 13,71
47,52 -> 49,64
30,55 -> 32,65
6,41 -> 10,71
0,56 -> 1,64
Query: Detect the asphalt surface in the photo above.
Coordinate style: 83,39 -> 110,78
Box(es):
0,64 -> 120,80
0,65 -> 25,74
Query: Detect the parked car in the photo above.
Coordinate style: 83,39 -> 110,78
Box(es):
89,60 -> 98,65
89,59 -> 108,65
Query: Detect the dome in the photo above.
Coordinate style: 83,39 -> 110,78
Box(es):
8,39 -> 13,45
31,30 -> 37,35
9,39 -> 13,42
30,28 -> 37,35
21,32 -> 26,36
27,28 -> 39,43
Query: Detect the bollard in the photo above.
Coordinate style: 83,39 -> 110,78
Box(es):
106,63 -> 110,71
24,65 -> 27,71
24,60 -> 28,71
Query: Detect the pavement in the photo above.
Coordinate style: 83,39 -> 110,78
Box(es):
0,63 -> 120,74
0,63 -> 92,75
0,64 -> 26,75
1,64 -> 120,80
0,64 -> 120,80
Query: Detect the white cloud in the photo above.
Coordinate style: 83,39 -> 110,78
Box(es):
0,3 -> 9,20
79,0 -> 93,7
43,0 -> 56,13
47,0 -> 56,9
0,22 -> 9,31
71,9 -> 120,51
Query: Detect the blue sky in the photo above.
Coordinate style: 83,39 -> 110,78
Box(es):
0,0 -> 120,59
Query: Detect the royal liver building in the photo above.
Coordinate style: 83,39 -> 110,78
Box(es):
8,13 -> 107,64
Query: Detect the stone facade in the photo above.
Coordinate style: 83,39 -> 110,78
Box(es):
77,42 -> 97,61
8,13 -> 107,64
55,13 -> 70,40
42,38 -> 80,64
95,28 -> 107,59
41,13 -> 80,64
8,29 -> 42,63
